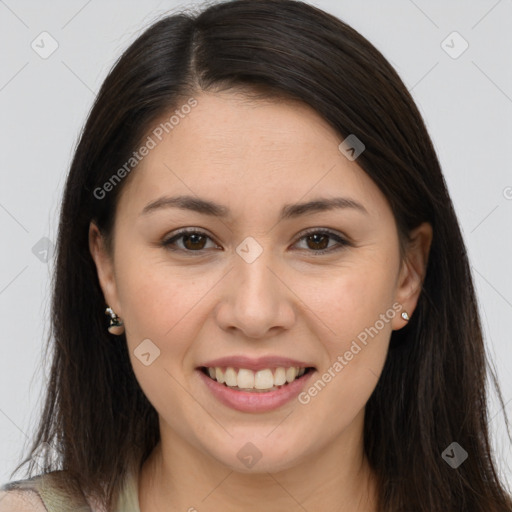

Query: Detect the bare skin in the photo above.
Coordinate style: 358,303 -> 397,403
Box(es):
89,90 -> 432,512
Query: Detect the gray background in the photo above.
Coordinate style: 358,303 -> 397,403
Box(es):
1,0 -> 511,487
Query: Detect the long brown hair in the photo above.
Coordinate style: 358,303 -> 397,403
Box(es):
11,1 -> 512,510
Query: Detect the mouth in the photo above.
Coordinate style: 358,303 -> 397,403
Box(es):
197,364 -> 316,413
199,366 -> 315,392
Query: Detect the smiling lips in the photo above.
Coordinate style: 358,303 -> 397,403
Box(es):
197,356 -> 315,412
197,366 -> 316,413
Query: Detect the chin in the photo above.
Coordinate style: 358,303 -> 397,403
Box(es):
202,434 -> 314,474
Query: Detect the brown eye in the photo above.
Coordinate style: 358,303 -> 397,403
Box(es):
305,233 -> 330,251
294,229 -> 350,255
162,229 -> 219,253
182,233 -> 207,250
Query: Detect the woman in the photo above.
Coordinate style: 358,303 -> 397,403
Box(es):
1,0 -> 511,511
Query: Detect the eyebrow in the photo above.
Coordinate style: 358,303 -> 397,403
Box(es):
140,194 -> 369,220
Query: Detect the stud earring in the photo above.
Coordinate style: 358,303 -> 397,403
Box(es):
401,311 -> 410,322
105,307 -> 125,335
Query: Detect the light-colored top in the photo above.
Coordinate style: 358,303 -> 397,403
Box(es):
0,466 -> 141,512
114,466 -> 140,512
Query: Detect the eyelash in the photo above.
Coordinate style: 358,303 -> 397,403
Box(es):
161,227 -> 351,256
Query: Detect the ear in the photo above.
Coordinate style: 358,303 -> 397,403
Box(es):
391,222 -> 433,330
88,222 -> 122,316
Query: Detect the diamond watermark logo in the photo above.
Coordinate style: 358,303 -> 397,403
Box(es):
32,237 -> 55,263
338,134 -> 365,161
236,236 -> 263,264
32,441 -> 60,472
442,442 -> 468,468
31,31 -> 59,59
134,338 -> 161,366
237,442 -> 262,469
441,31 -> 468,59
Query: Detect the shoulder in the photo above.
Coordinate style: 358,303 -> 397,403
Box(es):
0,472 -> 93,512
0,485 -> 47,512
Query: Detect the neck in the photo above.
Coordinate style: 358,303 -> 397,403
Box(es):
138,412 -> 378,512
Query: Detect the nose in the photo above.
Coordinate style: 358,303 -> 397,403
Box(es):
214,252 -> 296,339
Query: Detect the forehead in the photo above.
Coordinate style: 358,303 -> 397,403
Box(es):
117,91 -> 390,221
156,91 -> 339,161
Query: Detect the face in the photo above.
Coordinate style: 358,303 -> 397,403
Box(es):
90,90 -> 431,474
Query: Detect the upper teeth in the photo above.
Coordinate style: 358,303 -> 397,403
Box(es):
207,367 -> 307,390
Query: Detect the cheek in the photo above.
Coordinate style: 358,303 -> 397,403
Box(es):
303,247 -> 398,342
115,248 -> 218,341
316,273 -> 393,380
116,264 -> 212,418
295,250 -> 397,415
